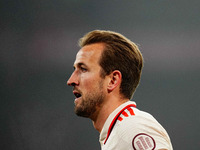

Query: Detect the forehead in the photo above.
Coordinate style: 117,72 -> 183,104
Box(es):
74,43 -> 105,66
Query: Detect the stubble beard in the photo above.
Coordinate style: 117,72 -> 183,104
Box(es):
74,81 -> 105,119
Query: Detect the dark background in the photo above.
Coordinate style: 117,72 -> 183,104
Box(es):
1,1 -> 200,150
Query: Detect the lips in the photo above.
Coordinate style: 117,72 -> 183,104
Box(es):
73,90 -> 82,99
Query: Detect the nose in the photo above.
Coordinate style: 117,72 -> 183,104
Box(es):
67,71 -> 79,86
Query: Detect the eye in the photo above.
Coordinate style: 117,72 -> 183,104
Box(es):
80,67 -> 87,72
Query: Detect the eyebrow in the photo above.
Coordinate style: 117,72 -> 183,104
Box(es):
73,62 -> 87,69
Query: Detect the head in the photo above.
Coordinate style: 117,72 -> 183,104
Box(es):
79,30 -> 143,99
67,30 -> 143,119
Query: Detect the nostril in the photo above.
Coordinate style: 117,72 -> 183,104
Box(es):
67,80 -> 77,86
71,82 -> 76,86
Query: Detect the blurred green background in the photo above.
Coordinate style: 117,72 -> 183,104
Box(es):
1,0 -> 200,149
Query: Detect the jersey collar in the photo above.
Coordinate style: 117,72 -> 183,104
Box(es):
99,101 -> 136,145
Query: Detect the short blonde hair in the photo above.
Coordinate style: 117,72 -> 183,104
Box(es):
79,30 -> 143,99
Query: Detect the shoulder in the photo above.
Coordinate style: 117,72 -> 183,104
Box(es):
112,107 -> 173,149
114,107 -> 160,136
116,106 -> 157,127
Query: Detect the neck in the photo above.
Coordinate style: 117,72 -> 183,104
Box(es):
91,97 -> 129,133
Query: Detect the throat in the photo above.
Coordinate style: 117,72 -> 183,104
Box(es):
91,106 -> 109,133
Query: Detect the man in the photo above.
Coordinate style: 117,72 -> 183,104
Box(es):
67,30 -> 173,150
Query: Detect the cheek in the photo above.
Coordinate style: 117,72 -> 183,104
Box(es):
80,70 -> 104,86
84,80 -> 94,88
80,75 -> 96,87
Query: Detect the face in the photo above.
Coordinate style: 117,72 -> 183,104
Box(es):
67,43 -> 107,119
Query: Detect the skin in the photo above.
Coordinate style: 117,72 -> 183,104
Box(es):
67,43 -> 129,132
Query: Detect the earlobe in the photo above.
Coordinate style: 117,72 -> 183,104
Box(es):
107,70 -> 122,92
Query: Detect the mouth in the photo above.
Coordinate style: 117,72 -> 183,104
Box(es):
73,91 -> 82,99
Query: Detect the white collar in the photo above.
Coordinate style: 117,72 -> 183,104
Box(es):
99,101 -> 136,146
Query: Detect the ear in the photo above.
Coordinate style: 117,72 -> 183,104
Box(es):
107,70 -> 122,92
